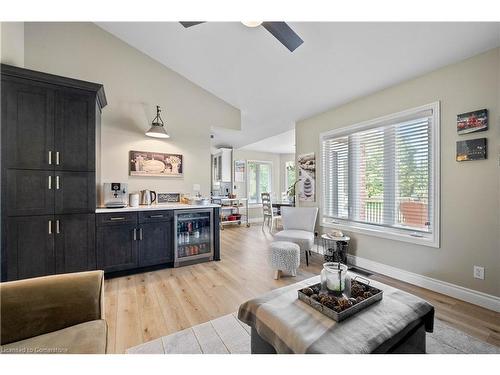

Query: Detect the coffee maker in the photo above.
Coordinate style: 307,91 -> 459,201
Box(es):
103,183 -> 128,208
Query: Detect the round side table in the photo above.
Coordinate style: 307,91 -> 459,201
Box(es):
321,234 -> 351,264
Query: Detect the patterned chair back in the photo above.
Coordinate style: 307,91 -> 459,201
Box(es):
261,192 -> 274,217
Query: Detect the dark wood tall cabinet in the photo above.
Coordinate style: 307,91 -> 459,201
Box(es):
1,64 -> 107,281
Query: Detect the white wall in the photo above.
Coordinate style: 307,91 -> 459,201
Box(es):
279,153 -> 296,193
296,48 -> 500,297
22,22 -> 240,201
0,22 -> 24,67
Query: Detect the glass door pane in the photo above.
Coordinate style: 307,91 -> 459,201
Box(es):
176,211 -> 212,259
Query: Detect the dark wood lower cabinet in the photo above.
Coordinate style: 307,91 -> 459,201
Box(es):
55,214 -> 96,274
95,216 -> 174,273
138,221 -> 174,267
4,214 -> 97,281
3,209 -> 217,280
5,216 -> 55,281
96,223 -> 138,273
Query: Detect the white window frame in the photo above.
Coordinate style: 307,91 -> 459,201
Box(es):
247,160 -> 273,204
319,102 -> 440,248
283,160 -> 296,192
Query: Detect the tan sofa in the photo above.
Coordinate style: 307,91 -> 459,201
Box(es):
1,271 -> 107,354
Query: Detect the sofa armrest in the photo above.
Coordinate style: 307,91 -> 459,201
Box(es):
1,271 -> 104,345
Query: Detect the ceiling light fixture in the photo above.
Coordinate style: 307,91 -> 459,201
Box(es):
241,21 -> 263,28
145,105 -> 170,139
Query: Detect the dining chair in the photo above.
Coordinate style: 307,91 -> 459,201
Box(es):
261,192 -> 281,232
274,206 -> 318,266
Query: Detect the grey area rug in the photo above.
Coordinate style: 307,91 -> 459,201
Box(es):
127,313 -> 499,354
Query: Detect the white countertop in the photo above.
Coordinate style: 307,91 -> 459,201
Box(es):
95,203 -> 220,213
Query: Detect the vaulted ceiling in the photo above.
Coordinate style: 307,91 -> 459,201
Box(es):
97,22 -> 500,151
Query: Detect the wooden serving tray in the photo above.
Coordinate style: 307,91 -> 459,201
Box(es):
298,277 -> 383,322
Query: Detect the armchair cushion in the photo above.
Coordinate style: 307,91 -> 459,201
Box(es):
274,230 -> 314,251
1,271 -> 104,345
1,320 -> 107,354
281,207 -> 318,231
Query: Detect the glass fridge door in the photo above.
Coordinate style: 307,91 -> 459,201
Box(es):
174,209 -> 213,265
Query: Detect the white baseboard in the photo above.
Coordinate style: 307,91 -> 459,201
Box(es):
347,254 -> 500,313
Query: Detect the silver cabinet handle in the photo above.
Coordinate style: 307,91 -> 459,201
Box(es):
48,151 -> 52,165
133,228 -> 137,241
48,175 -> 52,190
56,220 -> 60,234
56,175 -> 60,190
110,217 -> 125,221
149,214 -> 164,218
139,227 -> 143,240
56,151 -> 60,165
48,220 -> 52,234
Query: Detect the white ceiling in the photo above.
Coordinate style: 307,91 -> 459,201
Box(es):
97,22 -> 500,151
239,129 -> 295,154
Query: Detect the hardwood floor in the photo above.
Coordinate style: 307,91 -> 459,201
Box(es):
104,224 -> 500,353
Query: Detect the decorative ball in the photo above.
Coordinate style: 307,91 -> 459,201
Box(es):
320,295 -> 334,305
323,300 -> 337,310
348,297 -> 358,305
301,287 -> 314,296
337,297 -> 351,310
350,284 -> 365,298
311,286 -> 321,294
310,294 -> 320,302
363,291 -> 373,299
355,296 -> 365,304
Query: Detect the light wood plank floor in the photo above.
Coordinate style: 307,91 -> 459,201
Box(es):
104,224 -> 500,353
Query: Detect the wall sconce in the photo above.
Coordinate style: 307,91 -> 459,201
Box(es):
145,105 -> 170,138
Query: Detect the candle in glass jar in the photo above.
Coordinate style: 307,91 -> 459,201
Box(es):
326,272 -> 343,291
321,262 -> 348,293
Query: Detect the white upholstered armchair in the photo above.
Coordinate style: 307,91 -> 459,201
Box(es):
274,206 -> 318,266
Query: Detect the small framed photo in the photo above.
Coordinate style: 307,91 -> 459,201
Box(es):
456,138 -> 487,162
157,192 -> 180,204
457,109 -> 488,135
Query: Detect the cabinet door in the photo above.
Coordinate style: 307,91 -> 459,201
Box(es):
2,80 -> 55,170
5,216 -> 55,281
54,171 -> 95,214
55,214 -> 96,274
96,224 -> 138,273
6,170 -> 55,216
220,149 -> 232,182
138,221 -> 173,267
54,90 -> 95,171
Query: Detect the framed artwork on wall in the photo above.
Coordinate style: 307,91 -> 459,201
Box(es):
129,150 -> 183,177
298,153 -> 315,202
234,160 -> 246,182
457,109 -> 488,135
456,138 -> 487,162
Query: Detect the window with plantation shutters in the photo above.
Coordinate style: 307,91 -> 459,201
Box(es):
320,102 -> 440,247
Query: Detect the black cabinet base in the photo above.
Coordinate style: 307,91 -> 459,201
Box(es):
103,262 -> 174,279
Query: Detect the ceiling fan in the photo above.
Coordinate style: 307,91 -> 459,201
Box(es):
179,21 -> 304,52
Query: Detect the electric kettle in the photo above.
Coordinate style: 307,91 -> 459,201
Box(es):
140,190 -> 157,205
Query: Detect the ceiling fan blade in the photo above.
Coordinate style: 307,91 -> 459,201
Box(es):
179,22 -> 206,28
262,22 -> 303,52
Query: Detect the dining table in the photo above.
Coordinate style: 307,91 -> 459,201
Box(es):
272,200 -> 294,215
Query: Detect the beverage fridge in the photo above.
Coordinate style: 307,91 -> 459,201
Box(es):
174,209 -> 214,267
